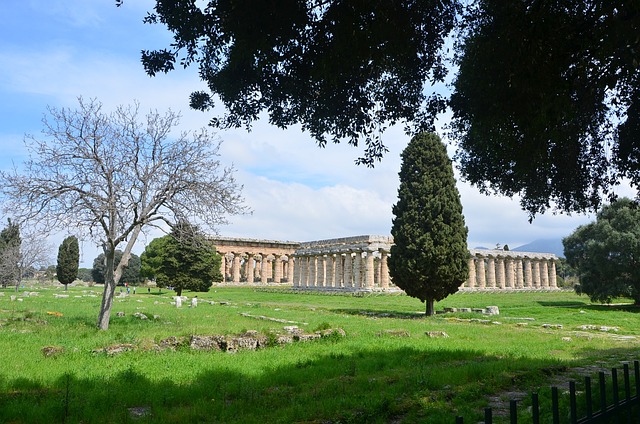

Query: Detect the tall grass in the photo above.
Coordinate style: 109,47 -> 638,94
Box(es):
0,286 -> 639,423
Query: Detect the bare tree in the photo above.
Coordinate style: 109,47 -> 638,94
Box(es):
0,98 -> 247,329
16,229 -> 53,291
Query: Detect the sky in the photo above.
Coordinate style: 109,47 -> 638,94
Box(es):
0,0 -> 615,267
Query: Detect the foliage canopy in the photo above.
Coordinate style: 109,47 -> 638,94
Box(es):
140,223 -> 222,296
121,0 -> 640,215
563,198 -> 640,304
92,251 -> 142,286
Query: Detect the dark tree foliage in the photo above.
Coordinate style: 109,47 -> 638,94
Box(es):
563,198 -> 640,305
451,1 -> 640,217
388,132 -> 469,316
140,223 -> 222,296
56,236 -> 79,290
124,0 -> 458,166
92,251 -> 143,286
122,0 -> 640,215
77,268 -> 93,282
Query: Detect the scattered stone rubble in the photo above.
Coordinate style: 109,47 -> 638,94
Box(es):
88,325 -> 346,356
438,306 -> 500,315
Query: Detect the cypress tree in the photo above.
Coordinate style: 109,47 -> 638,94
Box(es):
388,132 -> 469,316
57,236 -> 79,291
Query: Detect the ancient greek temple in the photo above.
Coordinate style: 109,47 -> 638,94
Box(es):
209,235 -> 559,292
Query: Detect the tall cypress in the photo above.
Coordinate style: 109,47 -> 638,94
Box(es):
57,236 -> 79,291
388,132 -> 469,316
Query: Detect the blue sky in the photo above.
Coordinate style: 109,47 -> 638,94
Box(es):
1,0 -> 607,266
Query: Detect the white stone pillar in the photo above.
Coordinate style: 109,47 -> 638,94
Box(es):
532,260 -> 541,288
308,255 -> 317,288
365,251 -> 375,289
549,260 -> 558,288
335,253 -> 344,288
261,255 -> 268,284
353,251 -> 362,289
467,257 -> 476,288
523,259 -> 532,287
516,259 -> 524,288
274,256 -> 283,283
289,254 -> 300,288
300,255 -> 309,288
487,257 -> 496,288
219,251 -> 226,283
246,253 -> 255,284
505,258 -> 514,289
496,257 -> 505,289
232,253 -> 241,284
344,253 -> 353,288
541,260 -> 549,288
477,258 -> 486,288
326,254 -> 335,288
380,250 -> 389,289
316,254 -> 326,287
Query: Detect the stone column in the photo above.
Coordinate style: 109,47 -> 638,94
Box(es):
486,257 -> 496,288
285,258 -> 292,282
379,250 -> 389,289
291,256 -> 299,287
505,258 -> 514,289
343,253 -> 353,288
326,254 -> 335,288
219,251 -> 226,283
260,255 -> 268,284
315,255 -> 324,288
246,254 -> 255,284
467,257 -> 476,288
532,260 -> 541,288
353,251 -> 362,289
477,257 -> 486,288
335,253 -> 343,288
232,253 -> 241,284
549,260 -> 558,288
496,257 -> 505,289
308,255 -> 317,288
541,260 -> 549,288
365,250 -> 375,290
274,256 -> 283,283
300,255 -> 309,288
516,259 -> 524,289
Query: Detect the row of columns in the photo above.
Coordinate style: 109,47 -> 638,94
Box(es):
218,252 -> 292,284
464,256 -> 557,289
291,249 -> 391,290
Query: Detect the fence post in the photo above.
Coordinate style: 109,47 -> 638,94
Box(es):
612,368 -> 619,406
569,381 -> 577,424
455,416 -> 463,424
635,361 -> 640,423
584,376 -> 592,419
599,371 -> 607,415
484,407 -> 492,424
532,392 -> 539,424
624,363 -> 631,424
552,387 -> 560,424
510,399 -> 517,424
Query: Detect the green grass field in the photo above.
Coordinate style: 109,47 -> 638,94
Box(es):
0,285 -> 638,423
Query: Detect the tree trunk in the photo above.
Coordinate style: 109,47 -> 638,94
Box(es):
425,298 -> 435,316
97,249 -> 116,330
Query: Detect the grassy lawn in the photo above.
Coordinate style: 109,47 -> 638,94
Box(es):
1,285 -> 639,423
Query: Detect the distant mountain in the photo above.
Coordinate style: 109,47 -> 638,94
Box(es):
513,239 -> 565,257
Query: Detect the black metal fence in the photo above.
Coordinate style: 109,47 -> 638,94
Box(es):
455,360 -> 640,423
